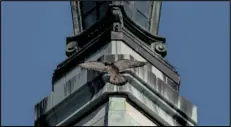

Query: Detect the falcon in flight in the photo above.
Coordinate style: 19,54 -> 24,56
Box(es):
79,59 -> 147,85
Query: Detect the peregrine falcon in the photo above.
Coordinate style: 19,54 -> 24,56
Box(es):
79,59 -> 147,85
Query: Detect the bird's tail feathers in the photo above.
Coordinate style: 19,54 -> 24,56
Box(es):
109,74 -> 127,85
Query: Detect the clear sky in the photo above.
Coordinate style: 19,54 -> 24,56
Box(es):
2,1 -> 230,126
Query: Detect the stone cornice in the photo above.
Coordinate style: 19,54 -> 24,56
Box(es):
53,29 -> 112,86
53,4 -> 180,85
53,41 -> 179,91
53,30 -> 179,88
36,72 -> 197,126
66,4 -> 166,50
37,54 -> 196,126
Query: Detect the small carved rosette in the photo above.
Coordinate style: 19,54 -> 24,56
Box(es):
66,41 -> 78,57
151,42 -> 167,57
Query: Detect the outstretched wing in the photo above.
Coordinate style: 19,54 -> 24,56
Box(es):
79,61 -> 107,72
114,59 -> 147,72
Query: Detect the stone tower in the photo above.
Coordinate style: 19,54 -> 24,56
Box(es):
34,1 -> 198,126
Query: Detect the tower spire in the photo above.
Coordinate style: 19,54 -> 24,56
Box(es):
35,1 -> 197,126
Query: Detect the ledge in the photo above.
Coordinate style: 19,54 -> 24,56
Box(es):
54,4 -> 180,85
35,55 -> 196,126
67,3 -> 165,48
35,74 -> 197,126
53,23 -> 179,87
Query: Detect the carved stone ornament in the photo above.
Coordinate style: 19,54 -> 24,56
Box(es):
66,41 -> 78,57
111,6 -> 124,32
151,42 -> 167,57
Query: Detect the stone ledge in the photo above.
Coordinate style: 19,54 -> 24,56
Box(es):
35,54 -> 197,126
55,80 -> 195,126
35,73 -> 197,126
55,5 -> 181,85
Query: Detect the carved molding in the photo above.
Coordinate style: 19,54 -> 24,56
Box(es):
35,97 -> 49,126
66,3 -> 166,57
70,1 -> 83,35
59,3 -> 179,85
149,1 -> 162,35
65,13 -> 112,57
35,72 -> 196,126
57,33 -> 179,86
36,54 -> 196,126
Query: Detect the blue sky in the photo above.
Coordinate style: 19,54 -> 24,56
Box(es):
2,2 -> 230,126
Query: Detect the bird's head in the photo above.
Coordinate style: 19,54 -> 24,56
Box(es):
104,62 -> 113,66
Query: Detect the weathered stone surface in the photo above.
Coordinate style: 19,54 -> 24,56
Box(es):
35,55 -> 197,126
109,97 -> 126,111
70,1 -> 162,36
53,41 -> 178,92
108,96 -> 157,126
57,3 -> 180,85
70,1 -> 83,35
74,102 -> 108,126
35,1 -> 198,126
